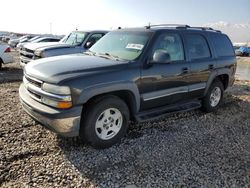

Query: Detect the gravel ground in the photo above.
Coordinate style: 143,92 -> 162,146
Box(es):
0,51 -> 250,187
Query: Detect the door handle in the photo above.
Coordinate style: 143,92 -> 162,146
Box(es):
182,67 -> 189,74
209,64 -> 214,69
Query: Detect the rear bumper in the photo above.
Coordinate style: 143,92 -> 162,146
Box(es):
19,83 -> 82,137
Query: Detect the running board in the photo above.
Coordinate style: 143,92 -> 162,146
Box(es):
135,100 -> 201,122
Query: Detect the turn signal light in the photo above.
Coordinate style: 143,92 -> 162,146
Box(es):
57,101 -> 72,109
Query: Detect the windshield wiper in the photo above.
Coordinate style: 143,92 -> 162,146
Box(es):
97,53 -> 124,61
83,50 -> 96,56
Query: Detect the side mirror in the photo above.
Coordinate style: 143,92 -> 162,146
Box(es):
85,41 -> 93,49
151,50 -> 171,64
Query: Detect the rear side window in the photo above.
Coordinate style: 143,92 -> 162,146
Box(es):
186,34 -> 211,60
211,34 -> 234,57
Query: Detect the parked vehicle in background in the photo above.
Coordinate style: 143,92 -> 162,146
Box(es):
235,46 -> 250,56
2,34 -> 18,43
0,43 -> 14,69
8,35 -> 34,48
19,25 -> 236,148
233,46 -> 240,50
32,36 -> 62,43
0,32 -> 10,41
16,36 -> 41,49
19,30 -> 107,67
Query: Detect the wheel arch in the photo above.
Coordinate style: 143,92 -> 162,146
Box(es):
204,69 -> 230,96
77,81 -> 141,117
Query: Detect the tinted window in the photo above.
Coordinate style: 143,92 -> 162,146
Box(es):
152,33 -> 184,62
48,38 -> 60,42
41,38 -> 59,42
186,34 -> 211,60
211,34 -> 234,57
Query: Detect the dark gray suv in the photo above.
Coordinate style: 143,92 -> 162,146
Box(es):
19,24 -> 236,148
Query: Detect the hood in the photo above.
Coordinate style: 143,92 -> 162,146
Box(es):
24,54 -> 128,84
35,43 -> 74,52
24,42 -> 61,50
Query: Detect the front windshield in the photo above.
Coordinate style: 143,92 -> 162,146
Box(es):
89,31 -> 150,61
61,32 -> 87,45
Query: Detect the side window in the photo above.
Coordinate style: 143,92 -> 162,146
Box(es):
152,33 -> 184,62
86,33 -> 104,45
49,38 -> 60,42
211,34 -> 234,57
40,39 -> 50,42
186,34 -> 211,60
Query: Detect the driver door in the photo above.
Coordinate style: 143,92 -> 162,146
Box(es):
140,32 -> 191,110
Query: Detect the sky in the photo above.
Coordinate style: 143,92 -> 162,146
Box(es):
0,0 -> 249,35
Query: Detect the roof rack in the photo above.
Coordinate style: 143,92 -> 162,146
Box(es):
145,24 -> 221,33
145,24 -> 190,29
186,27 -> 222,33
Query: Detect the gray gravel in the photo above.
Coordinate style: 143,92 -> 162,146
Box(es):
0,52 -> 250,187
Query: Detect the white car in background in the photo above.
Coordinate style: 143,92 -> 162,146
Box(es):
17,36 -> 61,50
0,43 -> 14,69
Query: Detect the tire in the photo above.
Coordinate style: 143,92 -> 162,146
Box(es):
80,96 -> 130,149
201,80 -> 224,112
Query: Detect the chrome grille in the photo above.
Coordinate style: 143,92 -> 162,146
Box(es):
20,48 -> 35,61
23,75 -> 43,102
23,47 -> 34,54
25,75 -> 42,88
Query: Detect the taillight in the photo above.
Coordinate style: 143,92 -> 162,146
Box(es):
4,47 -> 11,53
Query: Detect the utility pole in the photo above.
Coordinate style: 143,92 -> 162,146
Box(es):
50,22 -> 52,34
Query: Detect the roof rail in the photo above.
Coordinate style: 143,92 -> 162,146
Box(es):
145,24 -> 221,33
145,24 -> 190,29
180,26 -> 222,33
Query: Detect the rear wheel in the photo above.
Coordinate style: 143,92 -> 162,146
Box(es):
201,80 -> 224,112
81,96 -> 130,149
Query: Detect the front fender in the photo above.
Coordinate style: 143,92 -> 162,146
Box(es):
77,81 -> 141,112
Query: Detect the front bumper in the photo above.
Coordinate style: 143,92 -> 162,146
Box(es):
19,83 -> 82,137
20,56 -> 31,67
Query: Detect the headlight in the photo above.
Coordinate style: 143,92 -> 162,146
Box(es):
42,83 -> 71,95
41,83 -> 72,109
34,50 -> 43,57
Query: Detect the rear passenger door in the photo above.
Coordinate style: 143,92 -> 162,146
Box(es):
183,33 -> 215,99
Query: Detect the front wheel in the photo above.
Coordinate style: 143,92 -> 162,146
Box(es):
81,96 -> 130,149
201,80 -> 224,112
